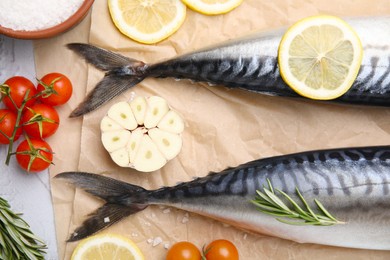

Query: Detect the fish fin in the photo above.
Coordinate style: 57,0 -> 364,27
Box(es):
67,43 -> 148,117
69,75 -> 143,117
67,203 -> 142,242
67,43 -> 139,71
55,172 -> 149,242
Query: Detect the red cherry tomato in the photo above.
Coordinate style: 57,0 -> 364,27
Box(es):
37,72 -> 73,106
166,241 -> 201,260
21,104 -> 59,138
2,76 -> 37,110
16,138 -> 53,172
0,109 -> 22,144
204,239 -> 239,260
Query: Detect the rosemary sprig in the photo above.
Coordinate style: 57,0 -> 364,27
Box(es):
251,179 -> 343,226
0,197 -> 47,259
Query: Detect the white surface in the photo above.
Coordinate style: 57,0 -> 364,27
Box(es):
0,35 -> 58,259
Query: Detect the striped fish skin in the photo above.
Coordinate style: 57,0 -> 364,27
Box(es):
150,16 -> 390,105
57,146 -> 390,249
67,16 -> 390,117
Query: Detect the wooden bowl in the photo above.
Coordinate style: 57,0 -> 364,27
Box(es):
0,0 -> 94,39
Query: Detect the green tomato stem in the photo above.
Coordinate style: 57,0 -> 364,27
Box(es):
4,89 -> 43,166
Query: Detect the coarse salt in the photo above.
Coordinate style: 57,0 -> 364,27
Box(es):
152,237 -> 163,247
0,0 -> 84,31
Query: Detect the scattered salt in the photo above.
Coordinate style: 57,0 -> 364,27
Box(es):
181,213 -> 190,224
243,233 -> 248,240
162,208 -> 171,214
128,92 -> 136,102
131,232 -> 138,237
144,221 -> 151,227
164,243 -> 170,250
104,217 -> 110,223
152,237 -> 163,247
147,238 -> 153,244
0,0 -> 84,31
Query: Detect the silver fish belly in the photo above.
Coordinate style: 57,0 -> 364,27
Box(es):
67,16 -> 390,117
57,146 -> 390,250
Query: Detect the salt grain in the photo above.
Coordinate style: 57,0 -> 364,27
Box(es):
152,237 -> 163,247
0,0 -> 84,31
181,213 -> 190,224
162,208 -> 171,214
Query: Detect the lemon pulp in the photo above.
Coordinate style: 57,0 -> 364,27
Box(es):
71,234 -> 144,260
108,0 -> 186,44
278,15 -> 363,100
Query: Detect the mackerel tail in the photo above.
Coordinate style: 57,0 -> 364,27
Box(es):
56,146 -> 390,249
67,16 -> 390,117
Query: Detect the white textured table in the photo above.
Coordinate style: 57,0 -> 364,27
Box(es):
0,35 -> 58,259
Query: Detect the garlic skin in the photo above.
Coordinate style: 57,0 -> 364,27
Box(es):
100,96 -> 184,172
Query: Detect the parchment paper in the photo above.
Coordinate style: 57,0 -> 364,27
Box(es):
34,0 -> 390,259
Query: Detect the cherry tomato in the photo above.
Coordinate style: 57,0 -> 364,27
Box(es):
37,72 -> 73,106
16,138 -> 53,172
21,104 -> 59,138
166,241 -> 201,260
0,109 -> 22,144
2,76 -> 37,110
204,240 -> 239,260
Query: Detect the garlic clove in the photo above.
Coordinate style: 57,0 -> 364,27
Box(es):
143,96 -> 169,129
110,147 -> 130,167
127,127 -> 145,164
101,130 -> 131,153
107,101 -> 138,131
129,96 -> 147,126
148,128 -> 182,160
100,116 -> 123,132
157,110 -> 185,134
133,135 -> 167,172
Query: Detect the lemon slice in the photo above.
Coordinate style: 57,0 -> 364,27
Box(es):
108,0 -> 186,44
278,15 -> 363,100
182,0 -> 243,15
71,234 -> 144,260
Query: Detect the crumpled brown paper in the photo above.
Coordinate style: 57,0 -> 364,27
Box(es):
34,0 -> 390,259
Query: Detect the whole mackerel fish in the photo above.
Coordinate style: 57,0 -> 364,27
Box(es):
67,16 -> 390,117
57,146 -> 390,250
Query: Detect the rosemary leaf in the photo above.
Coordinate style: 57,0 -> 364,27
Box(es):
255,190 -> 276,206
266,179 -> 274,193
296,188 -> 320,222
252,202 -> 293,216
263,188 -> 290,211
276,218 -> 320,226
252,179 -> 342,226
276,188 -> 309,218
0,197 -> 46,259
314,199 -> 339,222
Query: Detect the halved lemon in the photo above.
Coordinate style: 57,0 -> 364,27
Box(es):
71,234 -> 144,260
182,0 -> 243,15
108,0 -> 187,44
278,15 -> 363,100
